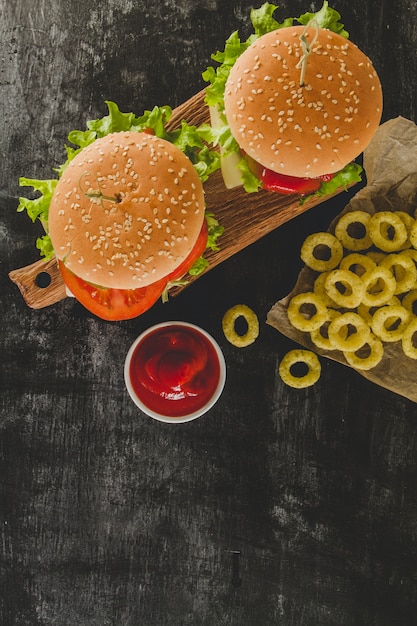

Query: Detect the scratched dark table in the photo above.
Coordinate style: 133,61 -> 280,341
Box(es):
2,1 -> 417,624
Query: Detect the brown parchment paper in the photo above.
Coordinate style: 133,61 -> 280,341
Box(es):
267,116 -> 417,403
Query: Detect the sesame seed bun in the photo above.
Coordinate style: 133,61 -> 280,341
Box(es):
224,25 -> 383,179
48,132 -> 205,289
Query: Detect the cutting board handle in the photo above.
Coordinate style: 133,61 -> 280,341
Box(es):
9,258 -> 67,309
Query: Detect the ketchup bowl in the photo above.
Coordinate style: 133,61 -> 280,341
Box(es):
124,321 -> 226,423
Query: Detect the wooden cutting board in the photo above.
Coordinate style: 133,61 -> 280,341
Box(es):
9,89 -> 353,309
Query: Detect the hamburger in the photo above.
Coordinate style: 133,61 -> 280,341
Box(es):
18,102 -> 223,321
204,1 -> 383,198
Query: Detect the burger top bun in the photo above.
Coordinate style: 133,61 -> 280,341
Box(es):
224,25 -> 383,179
48,132 -> 205,290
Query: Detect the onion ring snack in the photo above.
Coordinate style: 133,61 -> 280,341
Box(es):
313,272 -> 339,307
343,334 -> 384,371
282,202 -> 417,386
300,232 -> 343,272
339,253 -> 376,281
287,292 -> 328,332
378,220 -> 411,252
401,289 -> 417,315
310,309 -> 342,351
394,211 -> 415,249
327,311 -> 371,352
334,211 -> 372,251
366,251 -> 386,264
222,304 -> 259,347
400,248 -> 417,267
357,296 -> 401,325
370,304 -> 411,342
409,220 -> 417,250
369,211 -> 408,252
279,350 -> 321,389
324,269 -> 365,309
380,252 -> 417,294
361,266 -> 397,307
401,318 -> 417,359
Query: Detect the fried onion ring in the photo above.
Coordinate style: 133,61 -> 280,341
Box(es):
366,251 -> 386,264
334,210 -> 372,251
400,247 -> 417,265
369,211 -> 408,252
327,312 -> 371,352
310,308 -> 342,351
395,211 -> 415,249
343,333 -> 384,370
401,289 -> 417,315
379,252 -> 417,294
361,266 -> 397,307
222,304 -> 259,347
370,304 -> 411,342
279,349 -> 321,389
287,292 -> 329,332
300,232 -> 343,272
408,219 -> 417,251
313,272 -> 339,307
402,318 -> 417,359
357,296 -> 401,325
324,269 -> 365,309
340,252 -> 377,281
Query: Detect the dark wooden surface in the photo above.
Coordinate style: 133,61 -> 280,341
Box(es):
2,1 -> 417,624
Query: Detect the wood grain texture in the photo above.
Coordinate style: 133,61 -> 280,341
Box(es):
9,257 -> 66,308
3,1 -> 417,625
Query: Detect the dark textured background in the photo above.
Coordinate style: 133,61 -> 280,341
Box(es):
2,1 -> 417,624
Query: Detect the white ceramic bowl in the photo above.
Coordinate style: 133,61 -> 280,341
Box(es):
124,321 -> 226,423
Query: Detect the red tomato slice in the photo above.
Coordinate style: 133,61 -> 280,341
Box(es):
166,219 -> 208,282
58,261 -> 167,321
57,220 -> 209,320
261,167 -> 334,196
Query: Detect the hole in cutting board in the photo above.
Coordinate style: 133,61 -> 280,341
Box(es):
35,271 -> 52,288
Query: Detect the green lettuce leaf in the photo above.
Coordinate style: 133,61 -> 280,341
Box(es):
166,212 -> 225,290
238,158 -> 263,193
17,177 -> 58,223
199,122 -> 239,157
36,234 -> 54,259
170,120 -> 221,182
301,162 -> 363,204
17,178 -> 57,259
251,3 -> 293,36
162,211 -> 224,300
187,212 -> 224,278
205,212 -> 224,252
202,30 -> 252,108
188,256 -> 209,277
296,1 -> 348,37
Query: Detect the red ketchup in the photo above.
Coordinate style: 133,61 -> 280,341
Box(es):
128,324 -> 222,418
